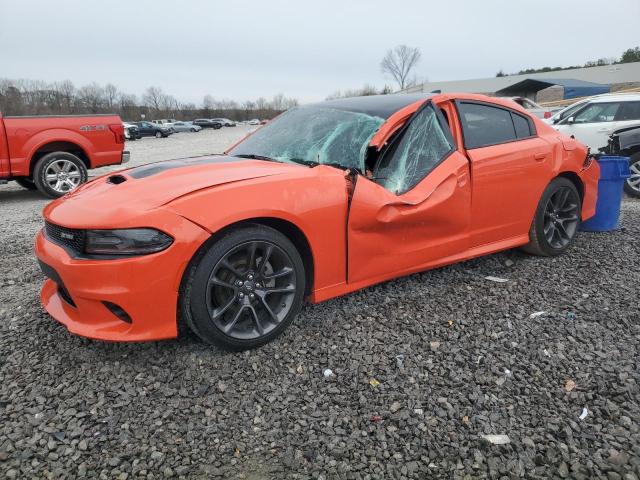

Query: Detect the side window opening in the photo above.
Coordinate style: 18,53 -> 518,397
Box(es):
372,103 -> 455,195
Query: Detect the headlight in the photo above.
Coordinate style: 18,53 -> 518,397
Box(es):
84,228 -> 173,255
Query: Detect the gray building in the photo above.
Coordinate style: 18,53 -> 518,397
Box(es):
403,61 -> 640,103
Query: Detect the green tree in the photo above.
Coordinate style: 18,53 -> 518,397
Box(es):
620,47 -> 640,63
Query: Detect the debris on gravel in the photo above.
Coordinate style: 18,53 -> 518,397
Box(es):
1,132 -> 639,478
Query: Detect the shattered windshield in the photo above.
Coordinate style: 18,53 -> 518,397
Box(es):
228,106 -> 384,171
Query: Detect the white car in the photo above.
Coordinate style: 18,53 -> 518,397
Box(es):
548,93 -> 640,151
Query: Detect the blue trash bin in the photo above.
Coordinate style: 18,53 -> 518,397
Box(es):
581,156 -> 631,232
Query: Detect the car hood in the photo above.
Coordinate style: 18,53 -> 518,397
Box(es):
44,155 -> 307,227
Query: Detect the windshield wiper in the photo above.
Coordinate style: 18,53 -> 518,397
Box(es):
287,158 -> 349,170
234,154 -> 279,163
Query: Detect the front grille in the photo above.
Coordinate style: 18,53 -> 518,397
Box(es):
45,222 -> 85,254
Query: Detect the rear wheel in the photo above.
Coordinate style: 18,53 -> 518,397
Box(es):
522,177 -> 581,256
33,152 -> 88,198
15,178 -> 37,190
155,131 -> 163,138
623,153 -> 640,198
180,225 -> 306,350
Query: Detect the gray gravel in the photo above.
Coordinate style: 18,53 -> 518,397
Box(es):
1,129 -> 639,479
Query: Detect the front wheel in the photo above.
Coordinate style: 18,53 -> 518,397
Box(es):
623,153 -> 640,198
522,177 -> 582,256
180,225 -> 306,350
33,152 -> 88,198
190,128 -> 197,132
155,131 -> 163,138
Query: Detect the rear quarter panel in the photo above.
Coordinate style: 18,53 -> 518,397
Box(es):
3,115 -> 123,176
165,165 -> 350,297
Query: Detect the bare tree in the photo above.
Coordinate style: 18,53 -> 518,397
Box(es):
104,83 -> 119,111
380,45 -> 422,91
142,86 -> 164,112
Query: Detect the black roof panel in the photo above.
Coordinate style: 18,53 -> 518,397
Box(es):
306,93 -> 431,119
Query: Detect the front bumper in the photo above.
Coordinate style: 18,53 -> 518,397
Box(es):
121,151 -> 131,164
34,214 -> 209,342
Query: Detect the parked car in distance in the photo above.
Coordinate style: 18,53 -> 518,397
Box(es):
600,124 -> 640,197
35,93 -> 599,350
507,96 -> 560,119
247,119 -> 260,125
0,113 -> 129,197
193,119 -> 222,129
123,122 -> 141,140
211,118 -> 236,127
548,93 -> 640,150
134,121 -> 173,138
172,121 -> 202,133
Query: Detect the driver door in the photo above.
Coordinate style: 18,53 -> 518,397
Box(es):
347,102 -> 471,285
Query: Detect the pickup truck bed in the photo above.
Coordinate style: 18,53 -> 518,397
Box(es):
0,113 -> 129,197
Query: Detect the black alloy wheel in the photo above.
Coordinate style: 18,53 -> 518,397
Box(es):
542,186 -> 581,249
523,177 -> 582,256
181,225 -> 305,350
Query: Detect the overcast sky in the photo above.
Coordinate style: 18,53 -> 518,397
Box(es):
1,0 -> 638,104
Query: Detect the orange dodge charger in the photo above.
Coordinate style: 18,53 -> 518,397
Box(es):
35,93 -> 599,349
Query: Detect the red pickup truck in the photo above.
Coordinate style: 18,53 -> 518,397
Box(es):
0,113 -> 129,197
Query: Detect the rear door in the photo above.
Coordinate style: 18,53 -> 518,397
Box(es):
456,101 -> 552,247
613,101 -> 640,131
347,102 -> 471,284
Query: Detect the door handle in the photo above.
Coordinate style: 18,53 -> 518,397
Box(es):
534,153 -> 547,161
457,172 -> 468,187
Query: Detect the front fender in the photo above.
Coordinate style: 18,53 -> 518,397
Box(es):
164,167 -> 350,296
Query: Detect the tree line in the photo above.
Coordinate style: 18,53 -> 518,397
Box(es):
496,46 -> 640,77
0,79 -> 299,121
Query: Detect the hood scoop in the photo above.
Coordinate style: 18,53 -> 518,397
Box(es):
107,174 -> 127,185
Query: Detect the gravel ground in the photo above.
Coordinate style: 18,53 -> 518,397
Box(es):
0,128 -> 639,479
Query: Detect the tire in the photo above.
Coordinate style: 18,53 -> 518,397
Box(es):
623,153 -> 640,198
155,131 -> 162,138
33,152 -> 88,198
15,177 -> 37,190
190,128 -> 197,132
180,225 -> 306,350
522,177 -> 582,256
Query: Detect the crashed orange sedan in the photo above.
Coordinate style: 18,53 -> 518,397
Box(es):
35,93 -> 599,349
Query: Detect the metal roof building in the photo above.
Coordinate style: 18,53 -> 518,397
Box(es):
403,61 -> 640,101
494,78 -> 610,100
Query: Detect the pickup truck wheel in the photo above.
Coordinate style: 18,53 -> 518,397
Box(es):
623,153 -> 640,198
15,178 -> 38,190
33,152 -> 88,198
